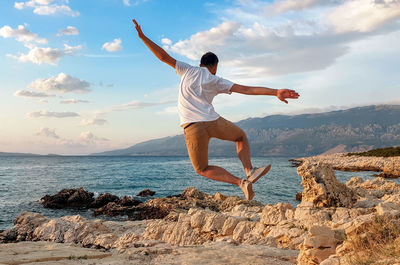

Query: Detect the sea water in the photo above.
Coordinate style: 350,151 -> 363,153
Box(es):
0,156 -> 381,230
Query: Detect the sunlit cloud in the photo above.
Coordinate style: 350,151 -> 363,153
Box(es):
27,110 -> 80,118
34,127 -> 109,148
14,90 -> 55,98
7,44 -> 82,65
80,117 -> 108,126
88,99 -> 176,125
28,73 -> 91,94
35,127 -> 60,139
57,26 -> 79,36
102,38 -> 122,52
80,131 -> 109,143
60,99 -> 90,104
14,0 -> 80,16
0,25 -> 47,44
268,0 -> 333,13
328,0 -> 400,33
109,99 -> 176,112
164,0 -> 400,78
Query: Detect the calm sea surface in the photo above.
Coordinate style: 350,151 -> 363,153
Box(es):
0,156 -> 381,230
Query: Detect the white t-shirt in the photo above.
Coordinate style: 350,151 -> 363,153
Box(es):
175,61 -> 234,125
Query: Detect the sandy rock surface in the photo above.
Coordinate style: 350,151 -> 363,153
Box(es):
0,241 -> 298,265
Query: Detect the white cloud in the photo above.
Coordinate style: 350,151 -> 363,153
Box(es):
36,127 -> 60,139
15,0 -> 53,9
329,0 -> 400,33
164,1 -> 400,78
102,38 -> 122,52
28,73 -> 91,94
80,118 -> 107,126
269,0 -> 330,13
0,25 -> 47,44
60,99 -> 90,104
161,38 -> 172,45
57,26 -> 79,36
14,0 -> 80,16
123,0 -> 148,6
33,127 -> 109,149
27,110 -> 80,118
110,99 -> 176,112
80,131 -> 109,143
164,21 -> 349,77
7,44 -> 82,65
14,90 -> 55,98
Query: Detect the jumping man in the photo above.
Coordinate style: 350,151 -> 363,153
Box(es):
132,19 -> 299,200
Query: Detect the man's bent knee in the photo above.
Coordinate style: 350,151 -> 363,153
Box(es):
235,133 -> 247,143
195,165 -> 209,176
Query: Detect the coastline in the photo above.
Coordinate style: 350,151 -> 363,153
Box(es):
291,153 -> 400,178
2,158 -> 400,264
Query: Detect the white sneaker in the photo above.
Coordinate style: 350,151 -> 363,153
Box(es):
247,165 -> 271,183
240,179 -> 254,200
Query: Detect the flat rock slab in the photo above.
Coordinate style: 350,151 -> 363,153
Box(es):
152,242 -> 299,265
0,242 -> 114,265
0,241 -> 299,265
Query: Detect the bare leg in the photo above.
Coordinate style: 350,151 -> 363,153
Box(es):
197,165 -> 242,186
236,134 -> 253,176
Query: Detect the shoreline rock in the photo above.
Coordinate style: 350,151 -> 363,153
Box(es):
2,161 -> 400,264
291,153 -> 400,178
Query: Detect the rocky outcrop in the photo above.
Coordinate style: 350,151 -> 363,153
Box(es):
41,188 -> 95,209
297,226 -> 339,265
90,193 -> 120,208
136,188 -> 156,197
298,162 -> 356,208
293,153 -> 400,178
41,189 -> 148,212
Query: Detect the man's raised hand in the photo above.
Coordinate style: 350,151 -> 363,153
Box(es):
132,19 -> 144,39
277,89 -> 300,104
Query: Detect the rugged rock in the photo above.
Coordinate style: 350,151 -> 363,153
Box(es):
294,206 -> 333,226
90,193 -> 120,208
297,162 -> 357,208
141,187 -> 263,219
260,203 -> 295,226
293,153 -> 400,178
266,221 -> 307,249
0,212 -> 48,242
136,188 -> 156,197
41,188 -> 94,209
298,226 -> 338,265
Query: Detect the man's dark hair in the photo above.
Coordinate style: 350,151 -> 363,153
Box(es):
200,52 -> 219,67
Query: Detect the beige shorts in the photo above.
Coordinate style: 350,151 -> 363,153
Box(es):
183,117 -> 245,172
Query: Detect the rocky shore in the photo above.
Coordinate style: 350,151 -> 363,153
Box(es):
291,153 -> 400,178
2,161 -> 400,264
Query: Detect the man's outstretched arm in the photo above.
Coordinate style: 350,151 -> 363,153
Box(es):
132,19 -> 176,68
231,84 -> 299,104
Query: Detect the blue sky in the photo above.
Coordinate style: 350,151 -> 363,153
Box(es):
0,0 -> 399,155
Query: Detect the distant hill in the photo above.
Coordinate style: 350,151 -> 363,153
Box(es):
0,152 -> 42,157
91,105 -> 400,157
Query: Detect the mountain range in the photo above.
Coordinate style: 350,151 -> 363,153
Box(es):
91,105 -> 400,157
